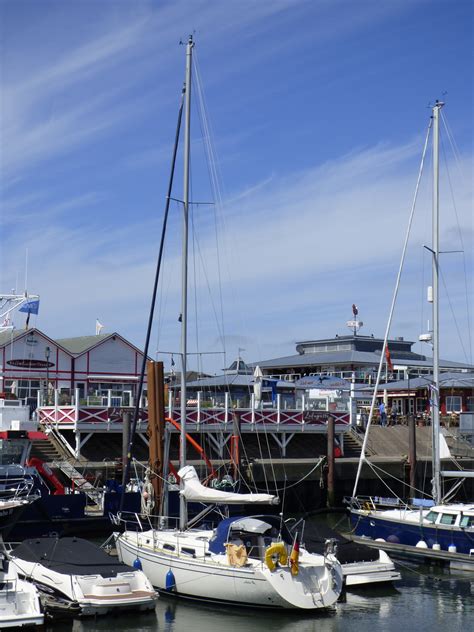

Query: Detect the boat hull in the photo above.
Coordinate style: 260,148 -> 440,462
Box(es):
116,531 -> 342,610
350,509 -> 474,555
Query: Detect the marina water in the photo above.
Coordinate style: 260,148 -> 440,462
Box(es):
42,514 -> 473,632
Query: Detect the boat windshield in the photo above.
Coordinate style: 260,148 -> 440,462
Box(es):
425,511 -> 440,523
460,515 -> 474,528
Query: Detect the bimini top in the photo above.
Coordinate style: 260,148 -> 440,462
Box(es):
13,537 -> 132,577
208,515 -> 291,554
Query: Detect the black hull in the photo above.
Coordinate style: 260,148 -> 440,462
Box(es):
0,501 -> 28,538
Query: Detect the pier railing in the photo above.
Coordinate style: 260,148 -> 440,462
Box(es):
37,403 -> 350,431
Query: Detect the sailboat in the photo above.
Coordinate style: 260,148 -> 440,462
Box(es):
115,36 -> 343,610
348,102 -> 474,558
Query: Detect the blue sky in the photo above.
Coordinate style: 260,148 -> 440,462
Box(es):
1,0 -> 472,373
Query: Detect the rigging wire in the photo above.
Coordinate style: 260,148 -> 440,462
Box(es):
193,51 -> 227,366
439,121 -> 472,364
352,115 -> 433,499
119,86 -> 186,511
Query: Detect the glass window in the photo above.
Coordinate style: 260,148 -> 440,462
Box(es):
460,515 -> 474,528
425,511 -> 439,523
416,398 -> 425,413
466,397 -> 474,412
439,513 -> 456,525
445,396 -> 462,412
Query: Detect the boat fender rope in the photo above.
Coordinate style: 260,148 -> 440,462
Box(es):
265,542 -> 288,572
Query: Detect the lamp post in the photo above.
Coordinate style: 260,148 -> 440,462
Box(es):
45,346 -> 51,405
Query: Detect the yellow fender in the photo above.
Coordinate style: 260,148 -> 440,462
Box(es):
265,542 -> 288,572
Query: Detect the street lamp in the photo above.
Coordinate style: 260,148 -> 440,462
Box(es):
45,346 -> 51,405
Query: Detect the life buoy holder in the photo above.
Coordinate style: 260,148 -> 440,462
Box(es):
265,542 -> 288,572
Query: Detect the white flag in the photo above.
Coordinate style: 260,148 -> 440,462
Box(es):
96,319 -> 104,335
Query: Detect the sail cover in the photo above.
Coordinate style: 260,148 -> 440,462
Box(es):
178,466 -> 279,505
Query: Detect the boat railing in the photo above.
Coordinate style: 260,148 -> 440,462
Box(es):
0,470 -> 36,501
344,495 -> 411,512
111,510 -> 181,533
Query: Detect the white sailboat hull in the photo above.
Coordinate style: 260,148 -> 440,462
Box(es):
116,529 -> 342,610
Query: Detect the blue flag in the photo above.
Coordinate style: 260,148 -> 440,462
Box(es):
19,299 -> 40,315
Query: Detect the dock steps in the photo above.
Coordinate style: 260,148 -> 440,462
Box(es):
52,460 -> 102,506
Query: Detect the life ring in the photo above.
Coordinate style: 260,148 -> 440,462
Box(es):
265,542 -> 288,572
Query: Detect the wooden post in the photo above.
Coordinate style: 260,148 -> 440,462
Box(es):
147,360 -> 165,512
121,411 -> 131,487
231,410 -> 241,481
327,415 -> 335,507
408,412 -> 417,498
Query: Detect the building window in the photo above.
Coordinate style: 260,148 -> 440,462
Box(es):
416,398 -> 426,413
445,396 -> 462,413
466,397 -> 474,412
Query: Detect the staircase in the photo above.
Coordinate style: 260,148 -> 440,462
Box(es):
52,460 -> 102,506
343,428 -> 375,458
29,436 -> 64,462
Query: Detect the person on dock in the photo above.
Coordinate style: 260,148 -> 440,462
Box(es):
379,402 -> 387,427
390,406 -> 398,426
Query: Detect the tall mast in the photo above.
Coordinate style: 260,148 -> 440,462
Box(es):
179,35 -> 193,529
431,100 -> 443,505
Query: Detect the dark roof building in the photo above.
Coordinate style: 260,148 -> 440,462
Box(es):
253,333 -> 473,384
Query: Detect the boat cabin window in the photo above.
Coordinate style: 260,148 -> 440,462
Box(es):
163,544 -> 175,551
439,514 -> 456,526
460,515 -> 474,528
180,547 -> 196,557
425,511 -> 439,524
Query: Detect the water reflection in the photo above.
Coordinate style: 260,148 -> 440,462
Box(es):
43,573 -> 473,632
42,514 -> 473,632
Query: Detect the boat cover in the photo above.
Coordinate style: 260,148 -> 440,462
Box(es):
178,466 -> 279,505
12,537 -> 132,577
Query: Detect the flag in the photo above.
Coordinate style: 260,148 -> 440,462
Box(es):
385,344 -> 393,372
289,534 -> 300,576
95,319 -> 104,335
352,304 -> 358,317
19,299 -> 40,315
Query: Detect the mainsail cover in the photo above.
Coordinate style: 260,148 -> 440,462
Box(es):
178,466 -> 279,505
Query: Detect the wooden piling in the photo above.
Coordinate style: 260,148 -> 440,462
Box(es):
327,415 -> 335,507
408,413 -> 417,495
147,360 -> 166,511
121,411 -> 130,487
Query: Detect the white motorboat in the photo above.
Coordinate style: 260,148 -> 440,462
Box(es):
341,549 -> 400,587
0,545 -> 44,628
305,524 -> 400,587
10,536 -> 157,617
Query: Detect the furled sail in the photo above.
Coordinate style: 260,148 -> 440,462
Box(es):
178,466 -> 279,505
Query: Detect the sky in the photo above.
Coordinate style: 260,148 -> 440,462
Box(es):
1,0 -> 473,374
